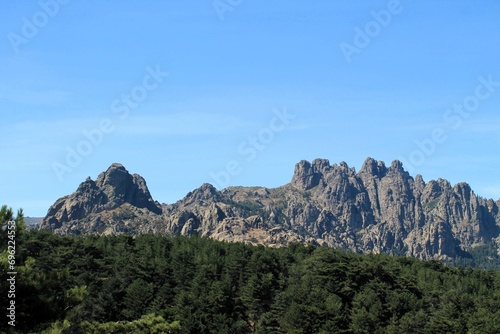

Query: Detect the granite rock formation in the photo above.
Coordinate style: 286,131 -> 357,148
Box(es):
42,163 -> 162,234
40,159 -> 500,261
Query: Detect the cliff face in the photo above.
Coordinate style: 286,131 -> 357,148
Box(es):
42,163 -> 162,234
40,158 -> 500,260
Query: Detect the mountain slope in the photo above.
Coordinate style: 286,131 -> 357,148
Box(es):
40,158 -> 500,262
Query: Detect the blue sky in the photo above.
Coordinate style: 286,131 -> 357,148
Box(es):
1,0 -> 500,217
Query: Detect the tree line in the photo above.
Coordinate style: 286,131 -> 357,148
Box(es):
1,206 -> 499,333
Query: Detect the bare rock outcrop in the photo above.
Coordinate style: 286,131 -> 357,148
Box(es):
41,158 -> 500,262
41,163 -> 161,234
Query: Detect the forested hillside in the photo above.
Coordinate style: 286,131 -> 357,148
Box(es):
1,217 -> 499,333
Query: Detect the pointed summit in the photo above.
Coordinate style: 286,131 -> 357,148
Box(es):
96,163 -> 134,203
359,157 -> 387,177
291,160 -> 321,190
41,163 -> 161,232
183,183 -> 221,204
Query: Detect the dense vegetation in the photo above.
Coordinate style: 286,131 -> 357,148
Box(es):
451,241 -> 500,271
1,206 -> 500,333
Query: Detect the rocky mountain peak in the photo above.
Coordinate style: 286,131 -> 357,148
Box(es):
76,176 -> 99,193
415,174 -> 426,190
183,183 -> 221,204
95,163 -> 134,206
291,160 -> 319,190
359,157 -> 387,178
390,159 -> 404,171
92,163 -> 161,213
454,182 -> 472,195
312,158 -> 331,172
387,160 -> 411,179
41,158 -> 500,263
41,163 -> 161,232
292,158 -> 360,191
96,163 -> 129,187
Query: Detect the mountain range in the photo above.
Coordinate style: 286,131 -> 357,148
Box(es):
40,158 -> 500,264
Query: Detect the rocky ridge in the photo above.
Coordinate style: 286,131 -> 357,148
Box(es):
40,158 -> 500,261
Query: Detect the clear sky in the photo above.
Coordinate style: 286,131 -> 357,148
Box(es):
1,0 -> 500,217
